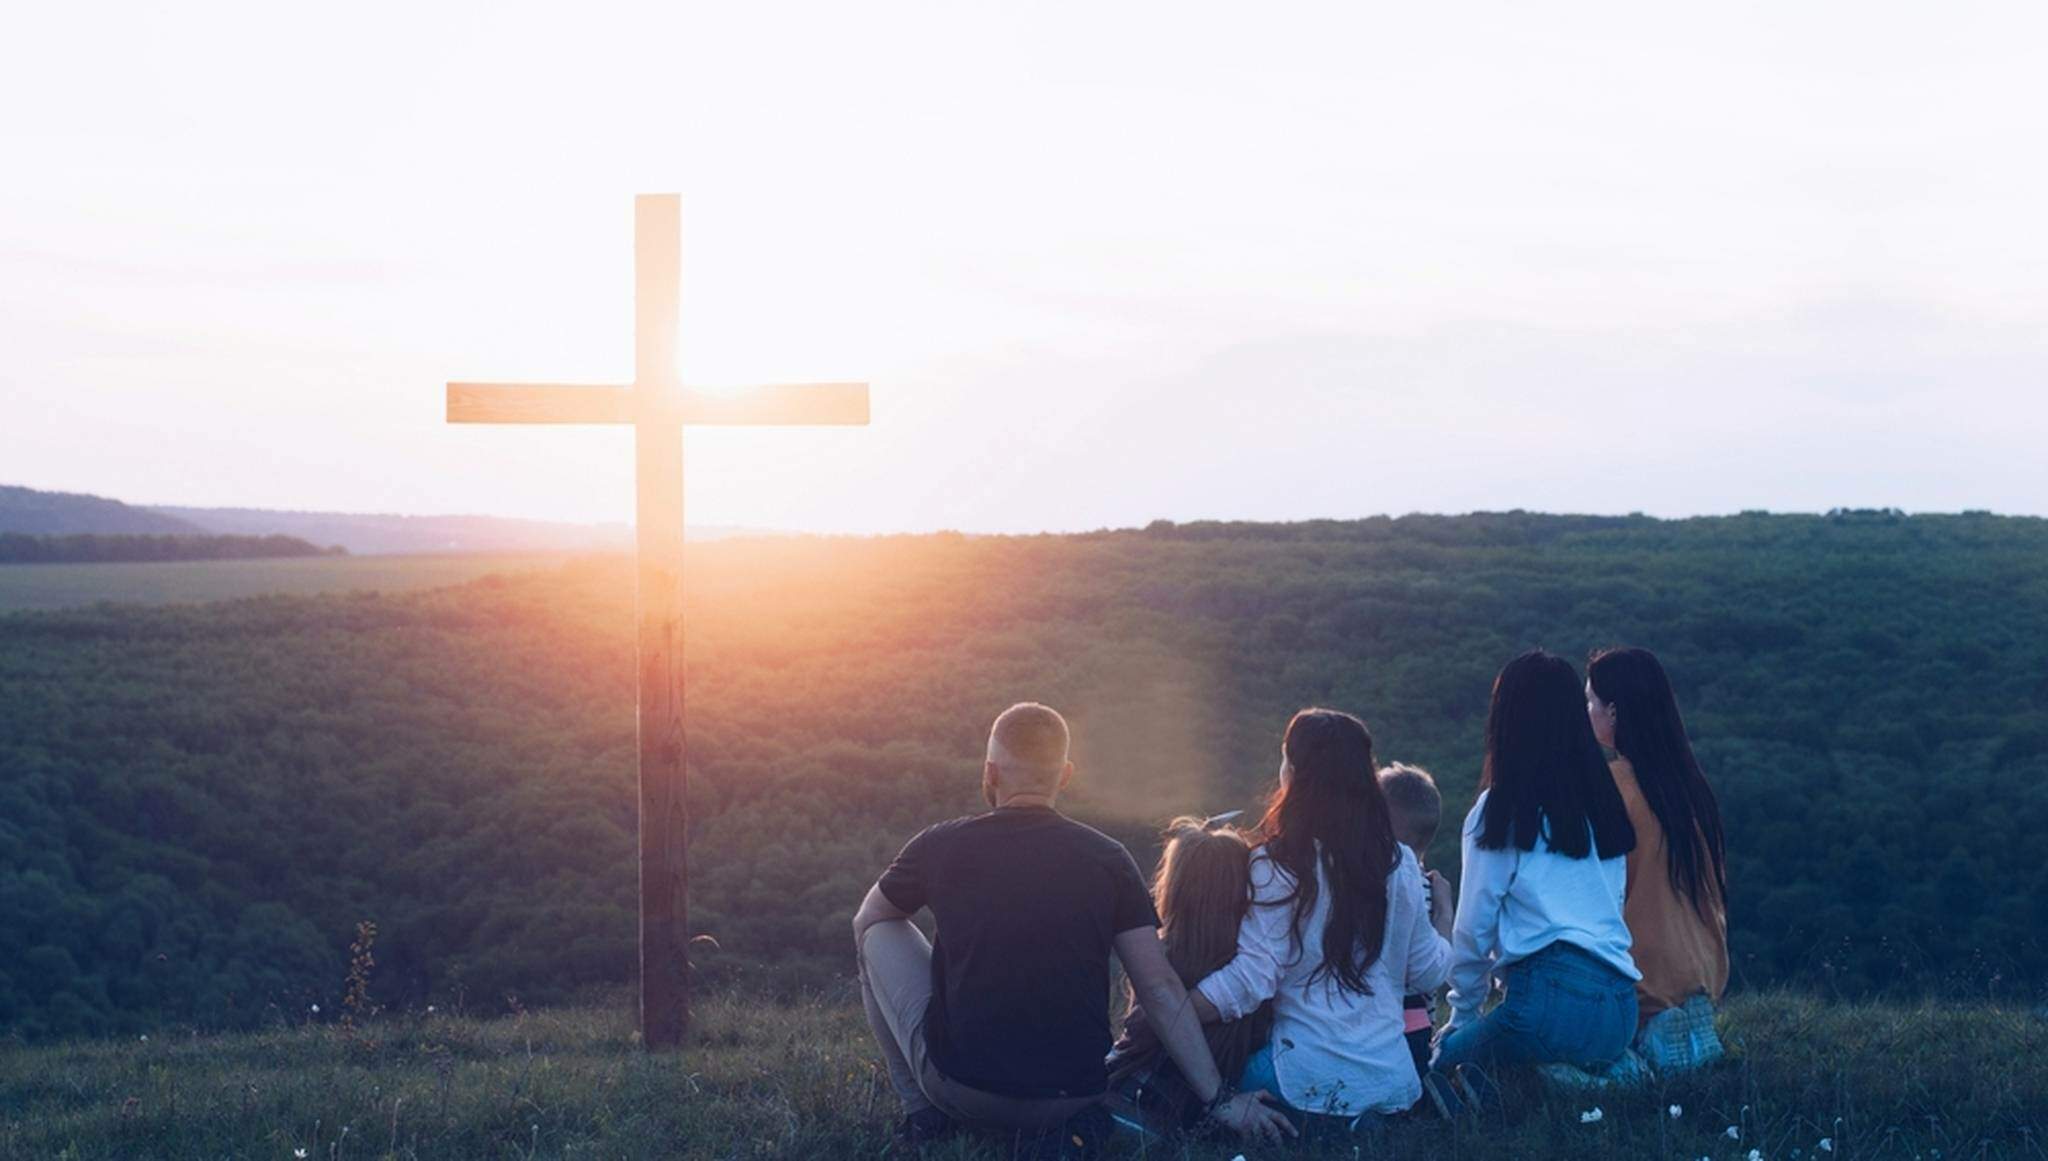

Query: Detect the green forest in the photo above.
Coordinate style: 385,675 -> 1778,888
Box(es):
3,510 -> 2045,1041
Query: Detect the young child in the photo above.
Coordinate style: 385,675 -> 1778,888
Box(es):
1378,762 -> 1447,1083
1105,816 -> 1275,1135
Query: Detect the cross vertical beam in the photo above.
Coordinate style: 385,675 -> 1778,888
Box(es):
633,194 -> 688,1048
442,194 -> 867,1050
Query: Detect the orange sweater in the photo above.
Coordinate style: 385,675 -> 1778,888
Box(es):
1610,757 -> 1729,1027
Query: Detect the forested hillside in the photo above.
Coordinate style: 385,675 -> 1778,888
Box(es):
4,511 -> 2046,1041
0,533 -> 342,564
0,484 -> 202,536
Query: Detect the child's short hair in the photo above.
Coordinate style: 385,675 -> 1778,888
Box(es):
1378,763 -> 1442,852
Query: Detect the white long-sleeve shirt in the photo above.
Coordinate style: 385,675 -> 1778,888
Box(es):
1196,843 -> 1450,1116
1445,789 -> 1639,1030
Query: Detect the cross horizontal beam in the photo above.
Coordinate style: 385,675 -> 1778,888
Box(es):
447,383 -> 635,424
446,381 -> 869,426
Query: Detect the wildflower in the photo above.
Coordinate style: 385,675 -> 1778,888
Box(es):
1580,1107 -> 1604,1124
426,1005 -> 437,1013
310,1004 -> 320,1014
1820,1140 -> 1834,1153
1749,1151 -> 1763,1161
295,1151 -> 308,1159
1728,1125 -> 1743,1140
1669,1104 -> 1682,1118
138,1035 -> 148,1042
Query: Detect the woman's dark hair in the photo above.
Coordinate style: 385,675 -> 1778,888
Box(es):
1252,708 -> 1400,995
1479,651 -> 1635,860
1588,646 -> 1728,916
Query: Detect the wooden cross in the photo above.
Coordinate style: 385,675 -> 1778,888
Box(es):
444,194 -> 868,1047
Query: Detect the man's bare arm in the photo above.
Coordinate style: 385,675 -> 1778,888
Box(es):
851,883 -> 913,945
1113,927 -> 1294,1143
1114,927 -> 1220,1099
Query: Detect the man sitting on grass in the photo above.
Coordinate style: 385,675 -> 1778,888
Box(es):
853,702 -> 1292,1151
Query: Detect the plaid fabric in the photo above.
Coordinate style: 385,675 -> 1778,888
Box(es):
1635,994 -> 1724,1074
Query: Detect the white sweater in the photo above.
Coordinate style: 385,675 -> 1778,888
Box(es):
1445,790 -> 1639,1030
1196,843 -> 1450,1116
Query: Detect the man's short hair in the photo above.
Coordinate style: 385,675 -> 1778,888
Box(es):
988,702 -> 1071,789
1378,762 -> 1442,850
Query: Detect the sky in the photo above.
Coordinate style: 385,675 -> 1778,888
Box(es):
3,1 -> 2045,534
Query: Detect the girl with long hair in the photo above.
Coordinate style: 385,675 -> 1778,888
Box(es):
1189,709 -> 1452,1129
1434,651 -> 1641,1075
1586,646 -> 1729,1047
1105,816 -> 1275,1131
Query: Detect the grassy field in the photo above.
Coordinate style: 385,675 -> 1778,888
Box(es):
3,990 -> 2042,1160
0,553 -> 599,610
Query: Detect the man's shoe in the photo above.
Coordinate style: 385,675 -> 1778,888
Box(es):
1419,1069 -> 1466,1120
894,1106 -> 954,1147
1451,1063 -> 1502,1116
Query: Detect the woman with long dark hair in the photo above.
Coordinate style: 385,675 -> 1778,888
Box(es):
1434,651 -> 1640,1075
1190,709 -> 1453,1129
1586,646 -> 1729,1048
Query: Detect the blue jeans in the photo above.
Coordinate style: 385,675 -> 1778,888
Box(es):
1239,1043 -> 1281,1099
1432,942 -> 1637,1074
1237,1045 -> 1388,1145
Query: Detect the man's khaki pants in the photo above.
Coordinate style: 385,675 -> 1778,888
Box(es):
856,919 -> 1101,1130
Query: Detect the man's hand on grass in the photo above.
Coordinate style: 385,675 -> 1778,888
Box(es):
1214,1090 -> 1296,1144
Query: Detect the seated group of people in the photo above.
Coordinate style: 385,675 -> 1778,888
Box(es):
854,646 -> 1730,1150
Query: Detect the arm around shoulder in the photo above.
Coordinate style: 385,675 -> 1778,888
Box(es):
1191,855 -> 1290,1021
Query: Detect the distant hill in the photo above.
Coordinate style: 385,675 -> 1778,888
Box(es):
0,532 -> 342,564
2,484 -> 771,555
0,483 -> 205,536
0,552 -> 578,611
153,505 -> 633,555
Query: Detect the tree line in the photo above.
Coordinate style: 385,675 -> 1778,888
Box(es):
0,533 -> 344,564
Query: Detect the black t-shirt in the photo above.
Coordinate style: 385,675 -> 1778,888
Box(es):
877,805 -> 1159,1099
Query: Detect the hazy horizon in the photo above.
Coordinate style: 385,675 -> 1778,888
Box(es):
5,2 -> 2045,534
15,477 -> 2035,540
